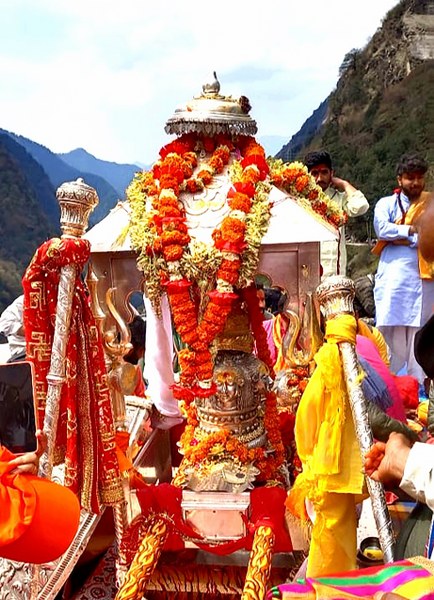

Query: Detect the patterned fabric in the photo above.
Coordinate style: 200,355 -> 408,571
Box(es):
22,237 -> 123,513
266,557 -> 434,599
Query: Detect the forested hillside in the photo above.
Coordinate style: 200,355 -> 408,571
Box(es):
5,132 -> 119,226
277,0 -> 434,241
0,136 -> 57,311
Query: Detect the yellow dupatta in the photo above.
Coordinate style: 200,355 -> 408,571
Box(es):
287,315 -> 364,519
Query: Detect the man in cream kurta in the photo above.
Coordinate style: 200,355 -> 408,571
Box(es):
304,151 -> 369,279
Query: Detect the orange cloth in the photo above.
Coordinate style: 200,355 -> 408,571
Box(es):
407,195 -> 434,279
0,446 -> 80,563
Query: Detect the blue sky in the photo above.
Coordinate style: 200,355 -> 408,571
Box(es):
0,0 -> 399,165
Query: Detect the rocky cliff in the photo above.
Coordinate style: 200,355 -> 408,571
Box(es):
277,0 -> 434,244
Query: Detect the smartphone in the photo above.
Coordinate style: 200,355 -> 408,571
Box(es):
0,361 -> 37,453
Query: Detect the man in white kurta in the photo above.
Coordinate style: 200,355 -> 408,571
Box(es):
373,154 -> 434,385
304,151 -> 369,279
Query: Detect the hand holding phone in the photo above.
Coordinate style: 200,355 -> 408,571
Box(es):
0,362 -> 38,454
8,430 -> 47,475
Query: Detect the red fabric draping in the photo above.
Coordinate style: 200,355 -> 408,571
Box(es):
123,483 -> 292,562
22,237 -> 123,513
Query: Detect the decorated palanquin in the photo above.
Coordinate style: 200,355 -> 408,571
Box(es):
0,76 -> 339,600
86,75 -> 345,600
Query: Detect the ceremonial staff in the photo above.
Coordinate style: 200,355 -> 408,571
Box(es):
316,275 -> 395,564
38,177 -> 98,478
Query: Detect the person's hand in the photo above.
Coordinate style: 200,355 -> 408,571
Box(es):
8,430 -> 47,475
408,225 -> 418,236
331,176 -> 356,194
364,432 -> 412,485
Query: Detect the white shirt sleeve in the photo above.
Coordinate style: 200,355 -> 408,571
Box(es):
400,442 -> 434,512
0,295 -> 24,336
344,189 -> 369,218
143,294 -> 183,427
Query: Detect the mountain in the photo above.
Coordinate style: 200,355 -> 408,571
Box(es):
0,134 -> 57,311
0,132 -> 60,227
276,100 -> 329,162
3,131 -> 119,225
275,0 -> 434,241
58,148 -> 141,198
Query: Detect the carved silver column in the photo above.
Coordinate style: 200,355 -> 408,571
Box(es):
38,178 -> 98,479
316,275 -> 395,564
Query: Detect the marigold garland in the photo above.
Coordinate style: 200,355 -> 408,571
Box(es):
177,389 -> 286,483
128,133 -> 272,400
268,159 -> 348,228
128,133 -> 291,480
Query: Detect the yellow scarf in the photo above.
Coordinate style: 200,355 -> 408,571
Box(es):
287,314 -> 364,517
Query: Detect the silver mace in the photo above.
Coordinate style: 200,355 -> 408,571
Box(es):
316,275 -> 395,564
38,178 -> 99,478
30,179 -> 99,600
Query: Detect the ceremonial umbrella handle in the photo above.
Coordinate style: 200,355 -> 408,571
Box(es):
316,275 -> 395,564
38,178 -> 99,479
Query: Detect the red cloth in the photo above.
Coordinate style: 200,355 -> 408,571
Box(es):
133,365 -> 146,397
125,483 -> 293,561
393,374 -> 420,410
22,238 -> 123,513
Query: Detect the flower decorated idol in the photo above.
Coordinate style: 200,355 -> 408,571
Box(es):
127,74 -> 343,492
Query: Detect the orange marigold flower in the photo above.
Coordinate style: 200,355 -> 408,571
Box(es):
212,229 -> 222,244
241,166 -> 261,185
161,230 -> 190,246
184,151 -> 198,168
163,244 -> 184,261
219,258 -> 241,272
196,363 -> 213,380
182,329 -> 200,346
159,205 -> 182,218
228,192 -> 251,213
182,162 -> 194,179
159,175 -> 180,193
197,170 -> 213,185
295,175 -> 310,193
221,216 -> 246,235
218,269 -> 239,285
185,179 -> 204,194
208,155 -> 225,173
